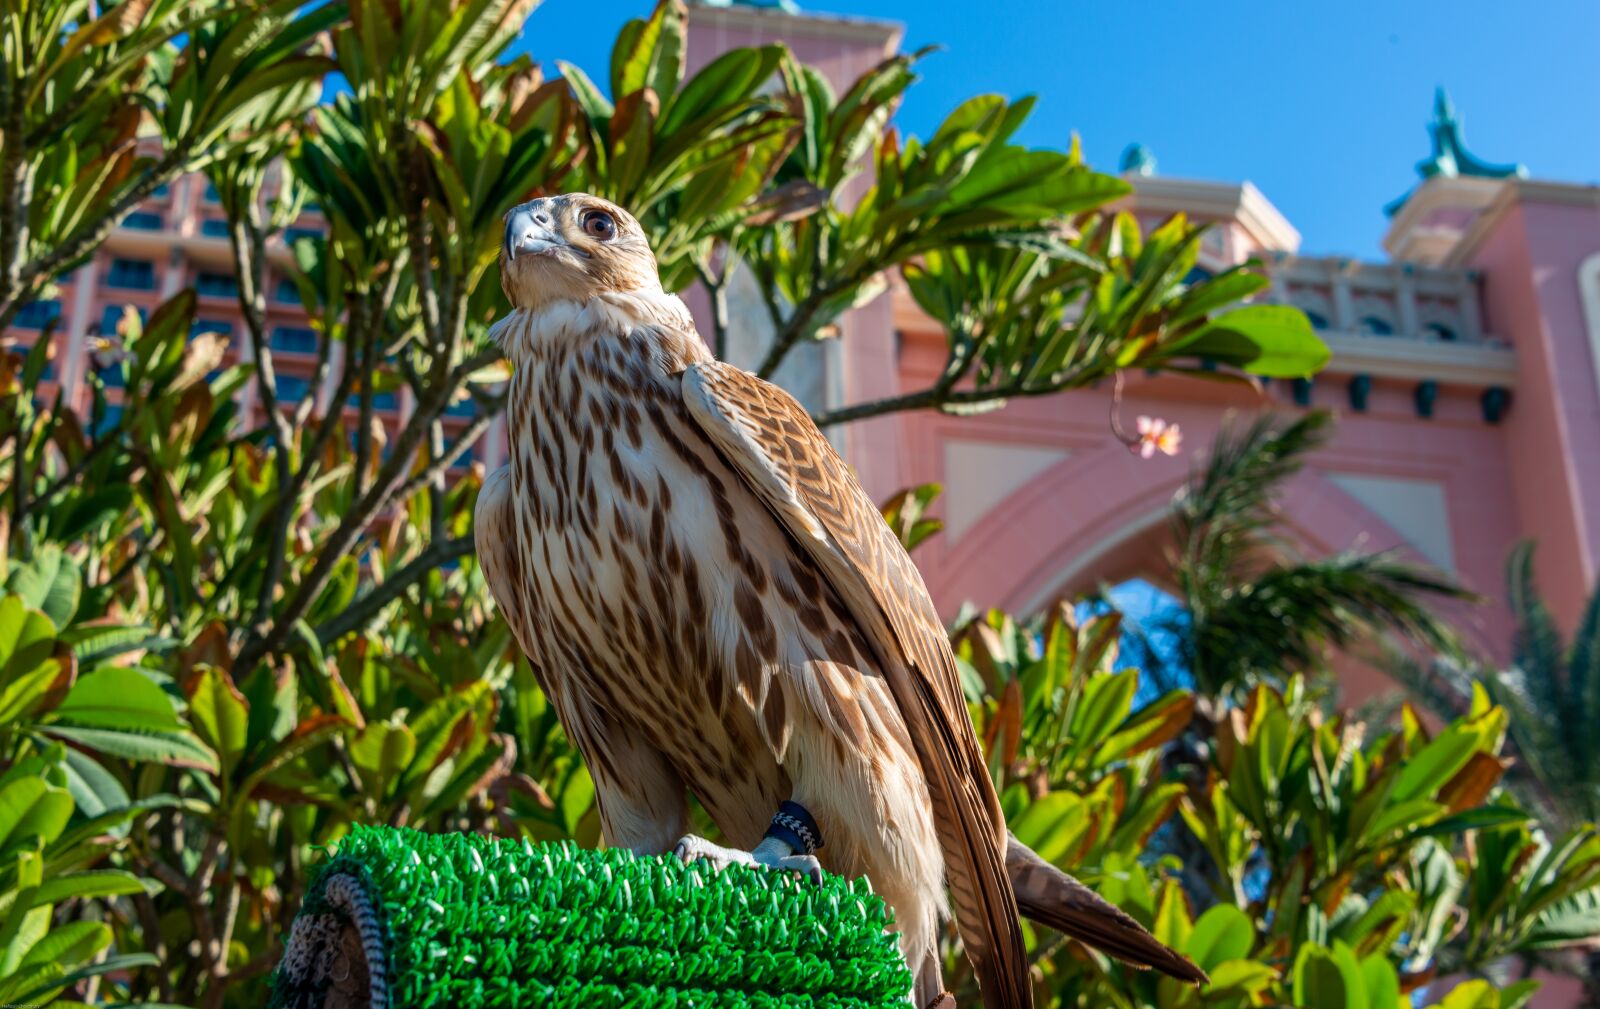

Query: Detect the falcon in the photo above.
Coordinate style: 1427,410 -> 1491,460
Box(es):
476,193 -> 1206,1008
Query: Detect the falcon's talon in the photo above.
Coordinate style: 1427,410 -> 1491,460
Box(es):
753,846 -> 824,887
672,834 -> 823,886
672,834 -> 757,874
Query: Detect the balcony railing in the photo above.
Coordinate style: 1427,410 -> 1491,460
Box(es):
1266,254 -> 1513,386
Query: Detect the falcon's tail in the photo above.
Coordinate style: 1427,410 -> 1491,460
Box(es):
1006,833 -> 1209,985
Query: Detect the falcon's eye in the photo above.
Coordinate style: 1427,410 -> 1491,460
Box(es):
581,210 -> 617,241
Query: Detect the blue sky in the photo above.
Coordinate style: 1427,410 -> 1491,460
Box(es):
511,0 -> 1598,260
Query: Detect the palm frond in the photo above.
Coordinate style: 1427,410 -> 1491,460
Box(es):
1506,542 -> 1569,716
1570,562 -> 1600,740
1192,550 -> 1472,696
1498,544 -> 1600,825
1173,410 -> 1332,619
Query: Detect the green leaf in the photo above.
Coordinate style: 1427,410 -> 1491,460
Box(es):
186,666 -> 250,779
234,714 -> 348,808
58,746 -> 129,820
1436,980 -> 1504,1009
349,718 -> 417,800
1205,959 -> 1277,994
0,595 -> 57,683
1177,304 -> 1331,378
26,869 -> 147,908
52,666 -> 183,732
63,622 -> 178,664
0,777 -> 73,854
1007,791 -> 1088,865
6,545 -> 82,629
1165,266 -> 1269,327
1391,723 -> 1483,803
1525,888 -> 1600,947
52,486 -> 135,542
20,920 -> 110,971
1152,881 -> 1192,949
13,952 -> 160,1005
1292,942 -> 1367,1009
37,724 -> 218,772
1359,954 -> 1400,1009
1364,798 -> 1445,842
1404,805 -> 1531,840
1186,904 -> 1254,971
557,61 -> 614,121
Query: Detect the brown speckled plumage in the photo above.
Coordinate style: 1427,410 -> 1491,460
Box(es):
477,194 -> 1204,1008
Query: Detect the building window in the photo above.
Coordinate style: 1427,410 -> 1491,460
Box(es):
152,183 -> 170,199
1358,316 -> 1395,336
273,278 -> 301,304
348,390 -> 398,411
124,210 -> 163,231
444,396 -> 479,418
1303,310 -> 1329,331
270,326 -> 317,355
94,404 -> 124,435
283,226 -> 323,245
200,218 -> 231,238
14,299 -> 61,329
105,258 -> 156,290
203,181 -> 221,204
191,318 -> 233,338
276,374 -> 311,402
196,272 -> 238,298
1425,322 -> 1458,342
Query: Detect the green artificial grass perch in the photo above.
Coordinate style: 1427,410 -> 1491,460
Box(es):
272,825 -> 915,1009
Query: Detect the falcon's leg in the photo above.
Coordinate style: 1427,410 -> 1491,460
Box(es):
672,832 -> 824,886
552,690 -> 691,856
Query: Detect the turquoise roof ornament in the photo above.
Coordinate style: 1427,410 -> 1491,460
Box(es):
696,0 -> 801,13
1385,88 -> 1527,216
1120,143 -> 1157,177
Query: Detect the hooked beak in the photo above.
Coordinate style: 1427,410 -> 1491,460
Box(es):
504,206 -> 562,261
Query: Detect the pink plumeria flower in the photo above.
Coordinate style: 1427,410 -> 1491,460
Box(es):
1134,416 -> 1182,458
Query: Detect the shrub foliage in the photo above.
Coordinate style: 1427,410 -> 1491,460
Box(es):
0,1 -> 1590,1008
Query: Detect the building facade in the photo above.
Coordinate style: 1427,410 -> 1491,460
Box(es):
10,172 -> 483,472
9,1 -> 1599,707
680,1 -> 1600,712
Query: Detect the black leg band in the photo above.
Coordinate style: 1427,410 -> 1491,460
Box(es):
764,800 -> 824,856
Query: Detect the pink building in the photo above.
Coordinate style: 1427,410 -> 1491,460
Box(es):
680,1 -> 1600,709
9,169 -> 484,474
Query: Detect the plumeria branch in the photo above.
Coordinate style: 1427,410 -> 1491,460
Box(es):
1107,372 -> 1183,459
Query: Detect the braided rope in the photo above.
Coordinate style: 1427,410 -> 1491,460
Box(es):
322,872 -> 390,1009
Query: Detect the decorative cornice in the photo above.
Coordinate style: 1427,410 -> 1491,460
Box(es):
1123,177 -> 1301,254
1318,331 -> 1516,387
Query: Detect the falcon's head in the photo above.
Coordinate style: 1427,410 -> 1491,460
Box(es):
500,194 -> 660,310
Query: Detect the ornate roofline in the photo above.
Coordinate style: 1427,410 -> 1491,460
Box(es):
1386,88 -> 1526,217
